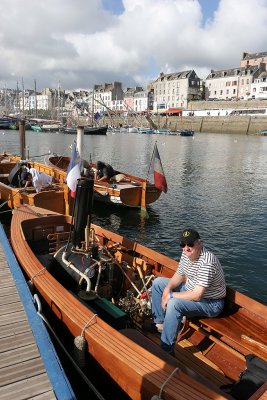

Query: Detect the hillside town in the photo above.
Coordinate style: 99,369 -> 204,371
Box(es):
0,50 -> 267,120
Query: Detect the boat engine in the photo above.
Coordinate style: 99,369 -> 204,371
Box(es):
54,177 -> 124,300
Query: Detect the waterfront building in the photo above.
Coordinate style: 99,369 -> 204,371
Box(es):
150,70 -> 201,112
92,81 -> 124,115
240,51 -> 267,68
250,70 -> 267,100
124,86 -> 143,113
205,64 -> 266,101
133,89 -> 150,113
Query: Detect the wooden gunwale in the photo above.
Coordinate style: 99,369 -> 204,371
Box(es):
11,205 -> 231,400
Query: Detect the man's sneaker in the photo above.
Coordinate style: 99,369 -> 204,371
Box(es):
142,320 -> 163,333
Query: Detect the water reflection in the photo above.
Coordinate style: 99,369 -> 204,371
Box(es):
92,202 -> 161,244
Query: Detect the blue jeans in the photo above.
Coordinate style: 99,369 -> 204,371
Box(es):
152,277 -> 224,352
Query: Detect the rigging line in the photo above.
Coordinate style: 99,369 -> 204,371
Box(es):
29,152 -> 52,158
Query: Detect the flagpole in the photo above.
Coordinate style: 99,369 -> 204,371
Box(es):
146,142 -> 157,182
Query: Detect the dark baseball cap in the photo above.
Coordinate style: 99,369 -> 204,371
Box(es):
180,229 -> 200,246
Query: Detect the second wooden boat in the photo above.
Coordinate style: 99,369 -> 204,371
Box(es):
45,153 -> 162,208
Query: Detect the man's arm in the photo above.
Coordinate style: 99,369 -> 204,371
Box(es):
161,273 -> 185,309
172,285 -> 206,302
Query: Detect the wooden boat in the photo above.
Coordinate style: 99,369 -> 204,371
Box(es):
11,199 -> 267,400
44,154 -> 162,208
0,157 -> 69,214
61,126 -> 108,135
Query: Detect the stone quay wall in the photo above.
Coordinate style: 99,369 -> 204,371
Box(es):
99,114 -> 267,134
89,100 -> 267,134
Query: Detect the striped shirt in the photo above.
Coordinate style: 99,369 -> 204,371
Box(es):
177,246 -> 226,299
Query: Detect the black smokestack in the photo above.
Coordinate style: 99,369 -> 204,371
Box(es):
72,177 -> 94,247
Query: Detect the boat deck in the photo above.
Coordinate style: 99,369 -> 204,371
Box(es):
0,224 -> 75,400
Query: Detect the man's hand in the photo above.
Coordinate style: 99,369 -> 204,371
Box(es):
162,287 -> 171,310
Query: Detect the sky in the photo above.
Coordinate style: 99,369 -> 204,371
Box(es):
1,0 -> 267,92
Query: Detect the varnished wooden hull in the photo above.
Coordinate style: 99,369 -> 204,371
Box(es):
46,156 -> 162,207
10,205 -> 267,400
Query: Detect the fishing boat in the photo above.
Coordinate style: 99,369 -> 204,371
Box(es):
44,151 -> 162,209
10,192 -> 267,400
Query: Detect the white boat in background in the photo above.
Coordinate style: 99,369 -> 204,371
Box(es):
139,127 -> 155,134
128,127 -> 139,133
155,128 -> 171,134
41,124 -> 62,132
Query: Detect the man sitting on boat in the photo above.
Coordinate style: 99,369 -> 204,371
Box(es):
23,168 -> 54,193
147,228 -> 226,354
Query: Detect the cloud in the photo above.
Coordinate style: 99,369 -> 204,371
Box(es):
0,0 -> 267,91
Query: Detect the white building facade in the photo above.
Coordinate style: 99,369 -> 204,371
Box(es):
205,64 -> 266,101
151,70 -> 201,112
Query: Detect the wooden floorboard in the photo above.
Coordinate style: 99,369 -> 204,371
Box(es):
0,243 -> 57,400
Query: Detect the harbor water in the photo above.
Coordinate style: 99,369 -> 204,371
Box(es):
0,129 -> 266,305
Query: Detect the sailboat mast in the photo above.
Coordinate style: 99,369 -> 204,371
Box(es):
91,89 -> 94,127
57,80 -> 60,121
21,78 -> 25,117
34,79 -> 38,118
16,81 -> 20,116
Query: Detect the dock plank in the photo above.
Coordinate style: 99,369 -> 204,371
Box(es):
0,242 -> 57,399
0,373 -> 55,400
0,319 -> 30,339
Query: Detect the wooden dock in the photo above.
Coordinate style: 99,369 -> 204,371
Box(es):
0,223 -> 75,400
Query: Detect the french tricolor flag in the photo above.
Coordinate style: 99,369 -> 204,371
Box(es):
66,141 -> 81,198
153,143 -> 168,193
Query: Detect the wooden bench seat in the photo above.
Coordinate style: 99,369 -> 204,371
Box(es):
122,328 -> 232,393
192,294 -> 267,362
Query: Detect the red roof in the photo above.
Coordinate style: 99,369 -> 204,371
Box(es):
166,108 -> 182,114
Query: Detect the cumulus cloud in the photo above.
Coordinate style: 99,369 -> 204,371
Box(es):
0,0 -> 267,90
